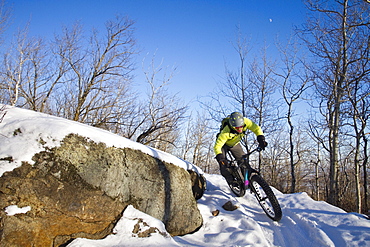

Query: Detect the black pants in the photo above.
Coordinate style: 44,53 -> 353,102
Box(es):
219,143 -> 245,181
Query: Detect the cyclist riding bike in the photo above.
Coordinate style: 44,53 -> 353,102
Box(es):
214,112 -> 268,185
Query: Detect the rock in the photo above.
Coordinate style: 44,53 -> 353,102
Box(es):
0,134 -> 203,246
212,209 -> 220,216
0,163 -> 124,247
222,201 -> 238,211
188,170 -> 206,200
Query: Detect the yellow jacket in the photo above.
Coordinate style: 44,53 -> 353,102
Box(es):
214,117 -> 264,155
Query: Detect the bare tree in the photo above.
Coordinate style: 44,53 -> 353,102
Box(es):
300,0 -> 370,207
181,116 -> 193,161
246,47 -> 281,171
125,53 -> 188,150
15,35 -> 60,112
343,0 -> 370,214
181,111 -> 215,170
199,30 -> 251,124
52,16 -> 137,129
1,22 -> 69,112
0,14 -> 137,127
1,25 -> 35,107
345,70 -> 370,213
275,37 -> 311,193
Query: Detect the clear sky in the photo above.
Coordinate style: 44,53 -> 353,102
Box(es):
5,0 -> 308,110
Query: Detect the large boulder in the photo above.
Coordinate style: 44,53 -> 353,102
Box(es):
0,134 -> 203,246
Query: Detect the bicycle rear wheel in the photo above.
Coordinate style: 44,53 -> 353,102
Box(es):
249,174 -> 282,221
227,167 -> 246,197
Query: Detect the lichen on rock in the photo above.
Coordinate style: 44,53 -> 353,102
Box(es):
0,133 -> 203,246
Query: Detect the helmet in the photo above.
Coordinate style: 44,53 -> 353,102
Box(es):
229,112 -> 244,127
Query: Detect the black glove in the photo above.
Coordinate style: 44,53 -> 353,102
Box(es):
257,135 -> 268,150
216,154 -> 228,166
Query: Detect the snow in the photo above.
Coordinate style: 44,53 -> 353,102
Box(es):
1,105 -> 370,247
4,205 -> 31,216
68,205 -> 179,247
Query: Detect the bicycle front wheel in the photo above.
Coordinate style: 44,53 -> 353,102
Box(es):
249,174 -> 282,221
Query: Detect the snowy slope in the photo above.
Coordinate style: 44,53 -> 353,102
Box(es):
175,174 -> 370,247
67,173 -> 370,247
1,105 -> 370,247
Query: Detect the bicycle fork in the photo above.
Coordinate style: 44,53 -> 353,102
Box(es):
244,170 -> 249,187
241,158 -> 250,187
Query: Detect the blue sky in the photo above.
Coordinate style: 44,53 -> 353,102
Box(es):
6,0 -> 308,110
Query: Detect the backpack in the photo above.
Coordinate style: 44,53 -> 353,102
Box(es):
220,117 -> 231,132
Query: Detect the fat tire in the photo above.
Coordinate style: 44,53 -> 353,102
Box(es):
227,168 -> 246,197
250,174 -> 282,221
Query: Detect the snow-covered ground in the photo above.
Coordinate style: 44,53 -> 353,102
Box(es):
1,105 -> 370,247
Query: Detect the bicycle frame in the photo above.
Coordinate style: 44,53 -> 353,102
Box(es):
225,147 -> 261,195
241,147 -> 262,187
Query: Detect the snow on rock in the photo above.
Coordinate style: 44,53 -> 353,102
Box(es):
0,105 -> 203,177
67,205 -> 180,247
4,205 -> 31,216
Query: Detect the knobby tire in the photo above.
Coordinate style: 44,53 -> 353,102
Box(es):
227,167 -> 246,197
250,174 -> 282,221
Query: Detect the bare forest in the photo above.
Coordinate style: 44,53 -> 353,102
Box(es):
0,0 -> 369,214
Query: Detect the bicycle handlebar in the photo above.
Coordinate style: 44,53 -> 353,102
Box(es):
227,146 -> 263,161
246,146 -> 263,156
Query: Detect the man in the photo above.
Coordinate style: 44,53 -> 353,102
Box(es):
214,112 -> 267,183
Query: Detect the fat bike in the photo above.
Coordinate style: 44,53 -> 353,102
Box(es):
225,147 -> 282,221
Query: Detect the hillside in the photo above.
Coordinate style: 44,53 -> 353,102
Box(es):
1,105 -> 369,247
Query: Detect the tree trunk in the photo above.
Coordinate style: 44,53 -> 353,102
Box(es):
362,132 -> 369,214
316,142 -> 320,200
288,105 -> 296,193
